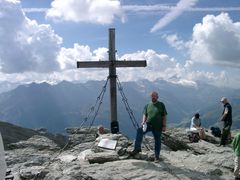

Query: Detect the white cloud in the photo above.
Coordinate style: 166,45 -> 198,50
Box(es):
0,0 -> 62,73
57,49 -> 197,84
163,34 -> 187,50
150,0 -> 198,32
189,13 -> 240,68
57,44 -> 93,70
116,50 -> 226,87
188,7 -> 240,12
0,44 -> 230,88
164,13 -> 240,69
93,47 -> 109,61
123,4 -> 240,14
57,44 -> 109,70
46,0 -> 125,24
22,8 -> 47,13
122,4 -> 172,13
0,0 -> 237,89
4,0 -> 19,3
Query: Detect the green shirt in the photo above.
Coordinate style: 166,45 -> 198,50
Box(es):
232,133 -> 240,156
144,101 -> 167,132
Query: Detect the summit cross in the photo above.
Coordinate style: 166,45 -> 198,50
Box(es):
77,28 -> 147,134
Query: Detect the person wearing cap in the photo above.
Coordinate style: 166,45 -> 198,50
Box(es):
219,97 -> 232,146
130,91 -> 167,163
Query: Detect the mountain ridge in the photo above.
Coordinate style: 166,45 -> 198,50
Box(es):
0,79 -> 239,138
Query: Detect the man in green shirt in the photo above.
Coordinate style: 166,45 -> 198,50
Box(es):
131,91 -> 167,162
232,133 -> 240,180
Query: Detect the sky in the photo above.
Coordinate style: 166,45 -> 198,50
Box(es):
0,0 -> 240,88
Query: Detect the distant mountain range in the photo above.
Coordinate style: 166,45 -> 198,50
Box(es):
0,79 -> 239,138
0,121 -> 67,149
0,81 -> 19,94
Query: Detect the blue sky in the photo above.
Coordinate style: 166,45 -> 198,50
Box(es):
0,0 -> 240,88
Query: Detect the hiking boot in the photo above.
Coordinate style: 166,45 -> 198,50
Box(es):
130,149 -> 141,156
154,157 -> 163,163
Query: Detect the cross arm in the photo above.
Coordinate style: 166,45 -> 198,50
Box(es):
77,61 -> 109,68
115,60 -> 147,67
77,60 -> 147,68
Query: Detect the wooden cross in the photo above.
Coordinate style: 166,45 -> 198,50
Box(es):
77,28 -> 147,133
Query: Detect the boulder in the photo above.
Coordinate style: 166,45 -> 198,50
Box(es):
87,152 -> 119,164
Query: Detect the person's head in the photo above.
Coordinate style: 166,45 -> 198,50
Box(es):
194,113 -> 200,119
98,125 -> 105,134
150,91 -> 158,103
220,97 -> 228,105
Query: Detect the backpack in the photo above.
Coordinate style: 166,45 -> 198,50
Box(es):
188,132 -> 200,143
210,127 -> 221,137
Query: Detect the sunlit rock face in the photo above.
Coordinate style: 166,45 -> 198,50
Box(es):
3,126 -> 236,180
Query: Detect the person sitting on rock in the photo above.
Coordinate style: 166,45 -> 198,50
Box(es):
232,133 -> 240,180
190,113 -> 205,140
96,125 -> 106,138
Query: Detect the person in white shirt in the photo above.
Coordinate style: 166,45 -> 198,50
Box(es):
190,113 -> 205,139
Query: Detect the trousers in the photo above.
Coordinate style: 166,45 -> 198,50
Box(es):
220,125 -> 231,145
134,123 -> 162,159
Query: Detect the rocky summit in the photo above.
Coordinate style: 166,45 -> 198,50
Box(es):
4,127 -> 236,180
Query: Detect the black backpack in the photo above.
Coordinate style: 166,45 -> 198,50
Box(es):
210,127 -> 221,137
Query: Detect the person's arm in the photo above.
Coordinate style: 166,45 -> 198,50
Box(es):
193,123 -> 200,129
192,124 -> 197,128
142,104 -> 148,126
191,117 -> 198,128
162,103 -> 167,132
141,114 -> 147,126
220,107 -> 228,121
162,115 -> 167,132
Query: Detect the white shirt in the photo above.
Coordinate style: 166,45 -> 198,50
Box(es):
190,117 -> 201,131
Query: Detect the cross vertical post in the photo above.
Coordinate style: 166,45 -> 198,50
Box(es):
108,28 -> 119,133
